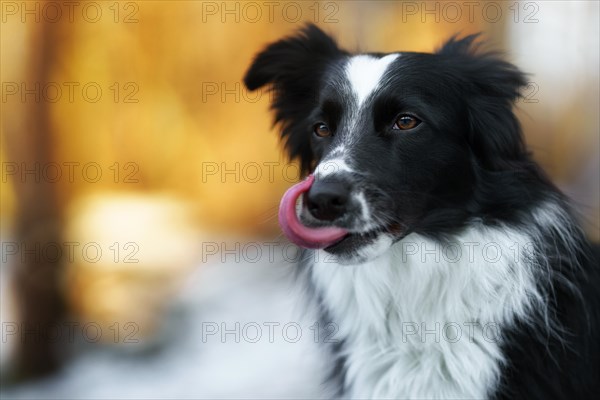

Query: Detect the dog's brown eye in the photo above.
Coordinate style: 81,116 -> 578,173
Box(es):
393,115 -> 421,130
313,122 -> 331,137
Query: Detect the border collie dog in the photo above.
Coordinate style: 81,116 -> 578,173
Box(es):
244,24 -> 599,399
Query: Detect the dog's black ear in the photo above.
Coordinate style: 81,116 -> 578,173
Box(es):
244,24 -> 346,173
244,23 -> 343,90
438,35 -> 530,171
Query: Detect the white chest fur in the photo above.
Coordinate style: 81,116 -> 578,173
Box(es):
311,225 -> 542,399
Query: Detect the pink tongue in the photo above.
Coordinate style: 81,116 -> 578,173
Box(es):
279,174 -> 349,249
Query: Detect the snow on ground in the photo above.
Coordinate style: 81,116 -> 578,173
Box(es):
1,242 -> 332,399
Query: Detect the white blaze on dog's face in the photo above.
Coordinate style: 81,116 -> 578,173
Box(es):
244,25 -> 529,263
301,54 -> 400,263
345,54 -> 400,107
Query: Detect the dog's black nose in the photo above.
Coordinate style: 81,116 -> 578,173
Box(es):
306,178 -> 351,221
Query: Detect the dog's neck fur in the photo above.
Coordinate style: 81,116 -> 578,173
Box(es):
309,206 -> 565,398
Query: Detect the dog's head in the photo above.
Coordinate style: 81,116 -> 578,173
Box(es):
244,24 -> 530,263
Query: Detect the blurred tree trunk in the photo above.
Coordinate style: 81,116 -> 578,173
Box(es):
5,14 -> 66,381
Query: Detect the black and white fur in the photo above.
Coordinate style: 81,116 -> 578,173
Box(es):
244,24 -> 600,399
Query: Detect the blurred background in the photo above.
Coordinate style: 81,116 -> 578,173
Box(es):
1,1 -> 598,398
